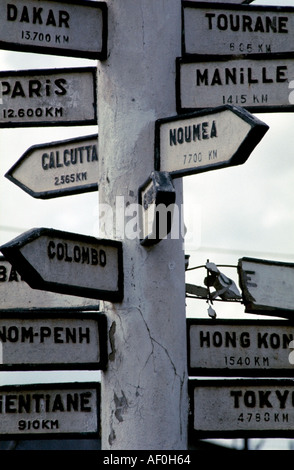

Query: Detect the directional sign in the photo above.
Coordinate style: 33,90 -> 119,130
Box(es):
0,228 -> 124,302
0,0 -> 107,60
176,55 -> 294,113
182,3 -> 294,57
5,134 -> 98,199
0,67 -> 97,127
0,256 -> 100,312
238,257 -> 294,318
0,382 -> 100,439
0,313 -> 107,371
138,171 -> 176,245
189,379 -> 294,438
155,105 -> 268,178
187,319 -> 294,377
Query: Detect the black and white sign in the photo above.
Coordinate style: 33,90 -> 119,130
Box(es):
0,67 -> 97,127
0,228 -> 124,302
0,313 -> 107,371
177,55 -> 294,113
0,0 -> 107,60
238,257 -> 294,318
0,256 -> 100,312
5,134 -> 98,199
0,382 -> 100,439
189,379 -> 294,438
138,171 -> 176,245
187,319 -> 294,377
155,105 -> 268,177
182,3 -> 294,57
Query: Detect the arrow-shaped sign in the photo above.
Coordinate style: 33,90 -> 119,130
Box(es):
0,228 -> 124,302
155,105 -> 269,178
5,134 -> 98,199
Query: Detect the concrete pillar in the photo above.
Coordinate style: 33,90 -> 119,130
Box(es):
97,0 -> 188,450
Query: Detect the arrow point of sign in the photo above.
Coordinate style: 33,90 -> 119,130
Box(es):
0,228 -> 49,287
227,105 -> 269,167
155,104 -> 269,177
5,134 -> 99,199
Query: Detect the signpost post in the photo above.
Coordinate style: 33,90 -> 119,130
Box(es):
0,313 -> 107,371
238,257 -> 294,317
0,67 -> 97,127
155,105 -> 268,177
187,318 -> 294,377
0,228 -> 124,302
182,3 -> 294,57
5,134 -> 98,199
0,382 -> 100,439
189,379 -> 294,438
0,0 -> 107,60
97,0 -> 188,450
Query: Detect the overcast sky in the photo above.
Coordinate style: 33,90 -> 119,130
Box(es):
184,0 -> 294,320
0,0 -> 293,397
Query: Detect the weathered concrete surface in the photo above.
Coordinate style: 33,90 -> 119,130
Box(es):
98,0 -> 188,450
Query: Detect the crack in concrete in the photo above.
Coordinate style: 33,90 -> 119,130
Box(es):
135,306 -> 186,439
106,305 -> 187,445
